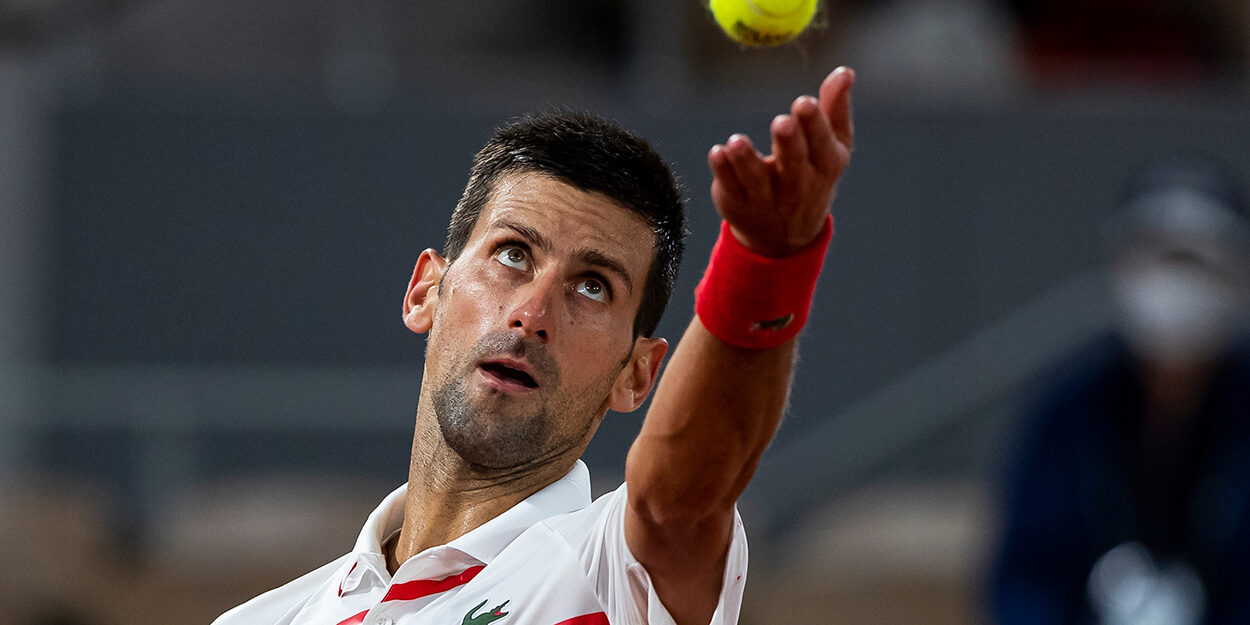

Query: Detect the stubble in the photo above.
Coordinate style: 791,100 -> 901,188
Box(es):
432,330 -> 590,469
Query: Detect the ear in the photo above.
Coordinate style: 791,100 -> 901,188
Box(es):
403,249 -> 448,334
607,337 -> 669,413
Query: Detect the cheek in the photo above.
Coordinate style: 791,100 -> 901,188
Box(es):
560,319 -> 634,383
448,267 -> 504,316
429,271 -> 501,353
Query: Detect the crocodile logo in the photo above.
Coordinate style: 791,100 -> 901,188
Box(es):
462,598 -> 510,625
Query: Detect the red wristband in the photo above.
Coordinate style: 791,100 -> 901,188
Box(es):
695,215 -> 833,349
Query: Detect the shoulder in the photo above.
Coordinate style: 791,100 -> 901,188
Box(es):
1036,335 -> 1131,407
542,482 -> 749,551
534,482 -> 750,625
542,482 -> 628,539
1018,334 -> 1136,445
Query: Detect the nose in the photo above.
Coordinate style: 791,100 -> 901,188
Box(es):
506,276 -> 558,342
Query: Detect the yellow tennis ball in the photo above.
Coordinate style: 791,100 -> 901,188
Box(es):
710,0 -> 818,47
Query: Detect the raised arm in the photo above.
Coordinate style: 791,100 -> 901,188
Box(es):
624,67 -> 855,625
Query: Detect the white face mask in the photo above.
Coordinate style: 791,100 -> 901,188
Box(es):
1113,261 -> 1246,364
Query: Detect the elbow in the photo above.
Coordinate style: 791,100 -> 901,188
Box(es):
627,485 -> 736,557
626,452 -> 742,531
629,486 -> 724,532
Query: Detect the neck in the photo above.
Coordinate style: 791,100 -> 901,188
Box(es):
384,413 -> 576,574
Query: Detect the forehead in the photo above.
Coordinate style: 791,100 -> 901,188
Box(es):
472,172 -> 656,272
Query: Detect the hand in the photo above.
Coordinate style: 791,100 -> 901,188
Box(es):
707,66 -> 855,257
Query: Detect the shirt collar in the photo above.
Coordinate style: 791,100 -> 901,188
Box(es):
352,459 -> 592,564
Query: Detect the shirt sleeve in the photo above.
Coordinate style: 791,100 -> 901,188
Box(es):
542,483 -> 749,625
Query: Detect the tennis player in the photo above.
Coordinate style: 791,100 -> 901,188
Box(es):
214,66 -> 855,625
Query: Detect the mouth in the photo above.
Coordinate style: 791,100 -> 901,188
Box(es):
478,360 -> 539,390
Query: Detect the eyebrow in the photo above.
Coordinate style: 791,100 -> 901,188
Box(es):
494,220 -> 553,255
492,219 -> 635,296
574,248 -> 635,296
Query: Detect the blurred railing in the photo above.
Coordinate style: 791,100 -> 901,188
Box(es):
752,270 -> 1114,535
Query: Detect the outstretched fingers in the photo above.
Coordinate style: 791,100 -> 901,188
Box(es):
818,67 -> 855,155
791,95 -> 837,175
724,134 -> 770,192
710,141 -> 745,210
708,144 -> 744,201
771,113 -> 810,187
710,134 -> 770,216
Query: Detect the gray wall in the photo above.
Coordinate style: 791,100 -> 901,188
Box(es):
27,83 -> 1250,537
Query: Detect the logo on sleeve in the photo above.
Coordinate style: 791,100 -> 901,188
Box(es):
462,598 -> 510,625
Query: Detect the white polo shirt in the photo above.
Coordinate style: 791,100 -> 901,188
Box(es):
213,461 -> 748,625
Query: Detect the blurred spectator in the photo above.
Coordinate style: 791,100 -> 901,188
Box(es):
990,160 -> 1250,625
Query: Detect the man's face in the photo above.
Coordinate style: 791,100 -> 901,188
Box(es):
417,172 -> 658,469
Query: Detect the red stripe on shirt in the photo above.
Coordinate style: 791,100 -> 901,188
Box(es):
340,605 -> 606,625
381,564 -> 486,602
552,612 -> 609,625
335,565 -> 486,624
335,609 -> 367,625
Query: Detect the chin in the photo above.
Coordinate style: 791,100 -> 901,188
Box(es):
437,409 -> 554,470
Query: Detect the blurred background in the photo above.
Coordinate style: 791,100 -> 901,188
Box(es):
2,0 -> 1250,624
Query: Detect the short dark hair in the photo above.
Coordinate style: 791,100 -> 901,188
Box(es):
444,111 -> 686,338
1106,156 -> 1250,251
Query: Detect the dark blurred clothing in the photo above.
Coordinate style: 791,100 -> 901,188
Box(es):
990,334 -> 1250,625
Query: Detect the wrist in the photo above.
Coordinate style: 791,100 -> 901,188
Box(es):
695,214 -> 833,349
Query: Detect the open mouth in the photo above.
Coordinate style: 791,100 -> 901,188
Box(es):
480,362 -> 538,389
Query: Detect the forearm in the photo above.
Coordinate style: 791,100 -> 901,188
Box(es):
626,316 -> 794,524
623,316 -> 794,625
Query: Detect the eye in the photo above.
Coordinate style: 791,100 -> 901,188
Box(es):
495,246 -> 529,270
576,278 -> 608,302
